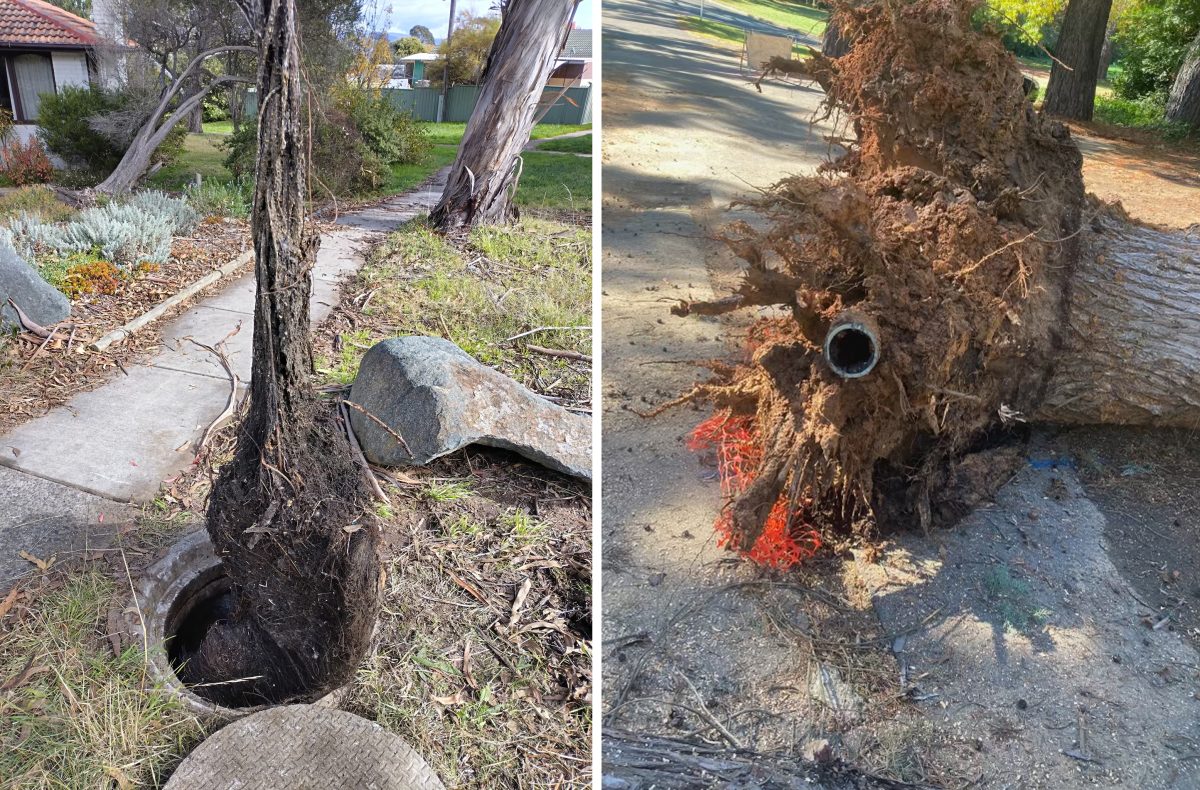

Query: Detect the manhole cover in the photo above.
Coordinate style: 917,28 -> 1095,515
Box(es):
165,705 -> 445,789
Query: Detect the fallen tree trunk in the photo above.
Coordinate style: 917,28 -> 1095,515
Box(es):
669,0 -> 1200,553
1039,214 -> 1200,426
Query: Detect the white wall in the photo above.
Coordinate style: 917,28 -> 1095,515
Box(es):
50,51 -> 89,90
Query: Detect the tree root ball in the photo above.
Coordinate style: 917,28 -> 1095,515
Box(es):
675,0 -> 1092,547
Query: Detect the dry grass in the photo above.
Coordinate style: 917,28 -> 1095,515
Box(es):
0,535 -> 206,789
343,456 -> 592,787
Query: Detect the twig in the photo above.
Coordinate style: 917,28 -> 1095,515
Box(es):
20,324 -> 63,371
340,399 -> 389,504
525,344 -> 592,363
342,399 -> 412,455
502,325 -> 591,344
186,333 -> 241,455
676,670 -> 744,750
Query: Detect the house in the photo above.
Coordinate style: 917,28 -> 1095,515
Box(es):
549,28 -> 591,88
396,52 -> 440,88
0,0 -> 101,144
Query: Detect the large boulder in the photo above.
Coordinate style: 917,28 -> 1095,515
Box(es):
348,336 -> 591,480
0,235 -> 69,331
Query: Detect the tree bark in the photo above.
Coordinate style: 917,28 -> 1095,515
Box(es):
822,18 -> 850,58
95,45 -> 255,195
1038,214 -> 1200,426
182,0 -> 380,707
430,0 -> 580,230
1043,0 -> 1113,120
1166,28 -> 1200,128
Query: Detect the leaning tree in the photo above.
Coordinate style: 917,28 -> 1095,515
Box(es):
176,0 -> 380,705
669,0 -> 1200,553
1166,27 -> 1200,127
429,0 -> 581,229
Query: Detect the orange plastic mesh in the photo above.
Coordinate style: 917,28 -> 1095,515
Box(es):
687,409 -> 821,569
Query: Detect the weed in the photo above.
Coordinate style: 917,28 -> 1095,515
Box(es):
426,481 -> 472,502
0,186 -> 74,223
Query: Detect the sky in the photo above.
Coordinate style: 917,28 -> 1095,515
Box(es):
378,0 -> 595,40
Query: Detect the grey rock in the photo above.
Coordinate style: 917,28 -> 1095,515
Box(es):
0,235 -> 69,330
348,336 -> 591,480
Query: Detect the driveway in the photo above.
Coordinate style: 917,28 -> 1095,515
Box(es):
600,0 -> 837,754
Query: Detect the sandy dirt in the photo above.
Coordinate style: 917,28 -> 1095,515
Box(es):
602,2 -> 1200,787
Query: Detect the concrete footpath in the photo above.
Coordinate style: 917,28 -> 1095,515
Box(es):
0,172 -> 447,584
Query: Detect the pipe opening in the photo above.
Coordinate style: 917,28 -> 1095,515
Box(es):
824,322 -> 879,378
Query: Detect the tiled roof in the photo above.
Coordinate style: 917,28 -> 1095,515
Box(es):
561,28 -> 591,60
0,0 -> 100,48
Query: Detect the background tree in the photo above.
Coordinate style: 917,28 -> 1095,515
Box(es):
182,0 -> 380,706
45,0 -> 91,15
430,0 -> 579,229
1111,0 -> 1200,100
436,10 -> 502,85
392,35 -> 427,57
1166,27 -> 1200,124
1043,0 -> 1114,118
410,23 -> 435,45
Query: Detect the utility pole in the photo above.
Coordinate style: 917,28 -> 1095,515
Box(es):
439,0 -> 458,122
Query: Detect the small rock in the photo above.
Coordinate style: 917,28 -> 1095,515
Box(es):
802,737 -> 834,763
808,663 -> 864,722
348,336 -> 591,480
0,235 -> 69,330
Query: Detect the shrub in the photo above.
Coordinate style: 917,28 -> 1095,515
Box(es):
1112,0 -> 1200,101
187,176 -> 253,218
37,86 -> 187,177
0,108 -> 12,144
202,94 -> 230,123
0,185 -> 74,223
1093,94 -> 1193,140
7,191 -> 198,270
0,138 -> 53,186
37,86 -> 124,172
223,90 -> 431,197
61,257 -> 122,298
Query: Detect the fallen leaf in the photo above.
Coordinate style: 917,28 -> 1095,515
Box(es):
432,691 -> 466,706
17,551 -> 54,572
343,524 -> 364,534
463,637 -> 477,690
105,765 -> 133,790
0,657 -> 48,692
508,578 -> 532,628
10,447 -> 19,457
0,586 -> 18,619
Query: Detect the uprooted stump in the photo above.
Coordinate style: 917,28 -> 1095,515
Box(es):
670,0 -> 1200,554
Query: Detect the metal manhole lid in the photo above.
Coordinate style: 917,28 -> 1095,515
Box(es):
165,704 -> 446,789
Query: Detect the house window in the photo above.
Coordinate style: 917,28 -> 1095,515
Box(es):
10,54 -> 55,122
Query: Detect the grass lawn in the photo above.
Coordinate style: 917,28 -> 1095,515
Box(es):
707,0 -> 827,37
146,133 -> 231,190
537,134 -> 592,154
680,15 -> 816,55
516,152 -> 591,213
377,145 -> 459,196
201,120 -> 233,135
424,122 -> 592,146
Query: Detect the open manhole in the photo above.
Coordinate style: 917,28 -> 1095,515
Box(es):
128,530 -> 342,719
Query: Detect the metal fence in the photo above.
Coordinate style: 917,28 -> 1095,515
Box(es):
381,85 -> 593,125
244,84 -> 593,125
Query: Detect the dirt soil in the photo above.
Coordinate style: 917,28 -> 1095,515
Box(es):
1072,132 -> 1200,230
602,0 -> 1200,787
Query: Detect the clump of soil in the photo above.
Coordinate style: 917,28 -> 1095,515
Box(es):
676,0 -> 1088,548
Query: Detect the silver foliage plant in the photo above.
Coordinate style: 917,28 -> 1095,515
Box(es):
8,190 -> 199,269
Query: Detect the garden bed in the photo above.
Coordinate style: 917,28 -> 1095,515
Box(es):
0,208 -> 250,434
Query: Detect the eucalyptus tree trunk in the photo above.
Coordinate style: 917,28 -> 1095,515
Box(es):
182,0 -> 379,707
430,0 -> 581,230
1043,0 -> 1113,120
1165,28 -> 1200,128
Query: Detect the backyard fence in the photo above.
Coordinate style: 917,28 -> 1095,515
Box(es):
244,85 -> 593,125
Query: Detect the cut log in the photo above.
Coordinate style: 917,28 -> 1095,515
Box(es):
1039,214 -> 1200,427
